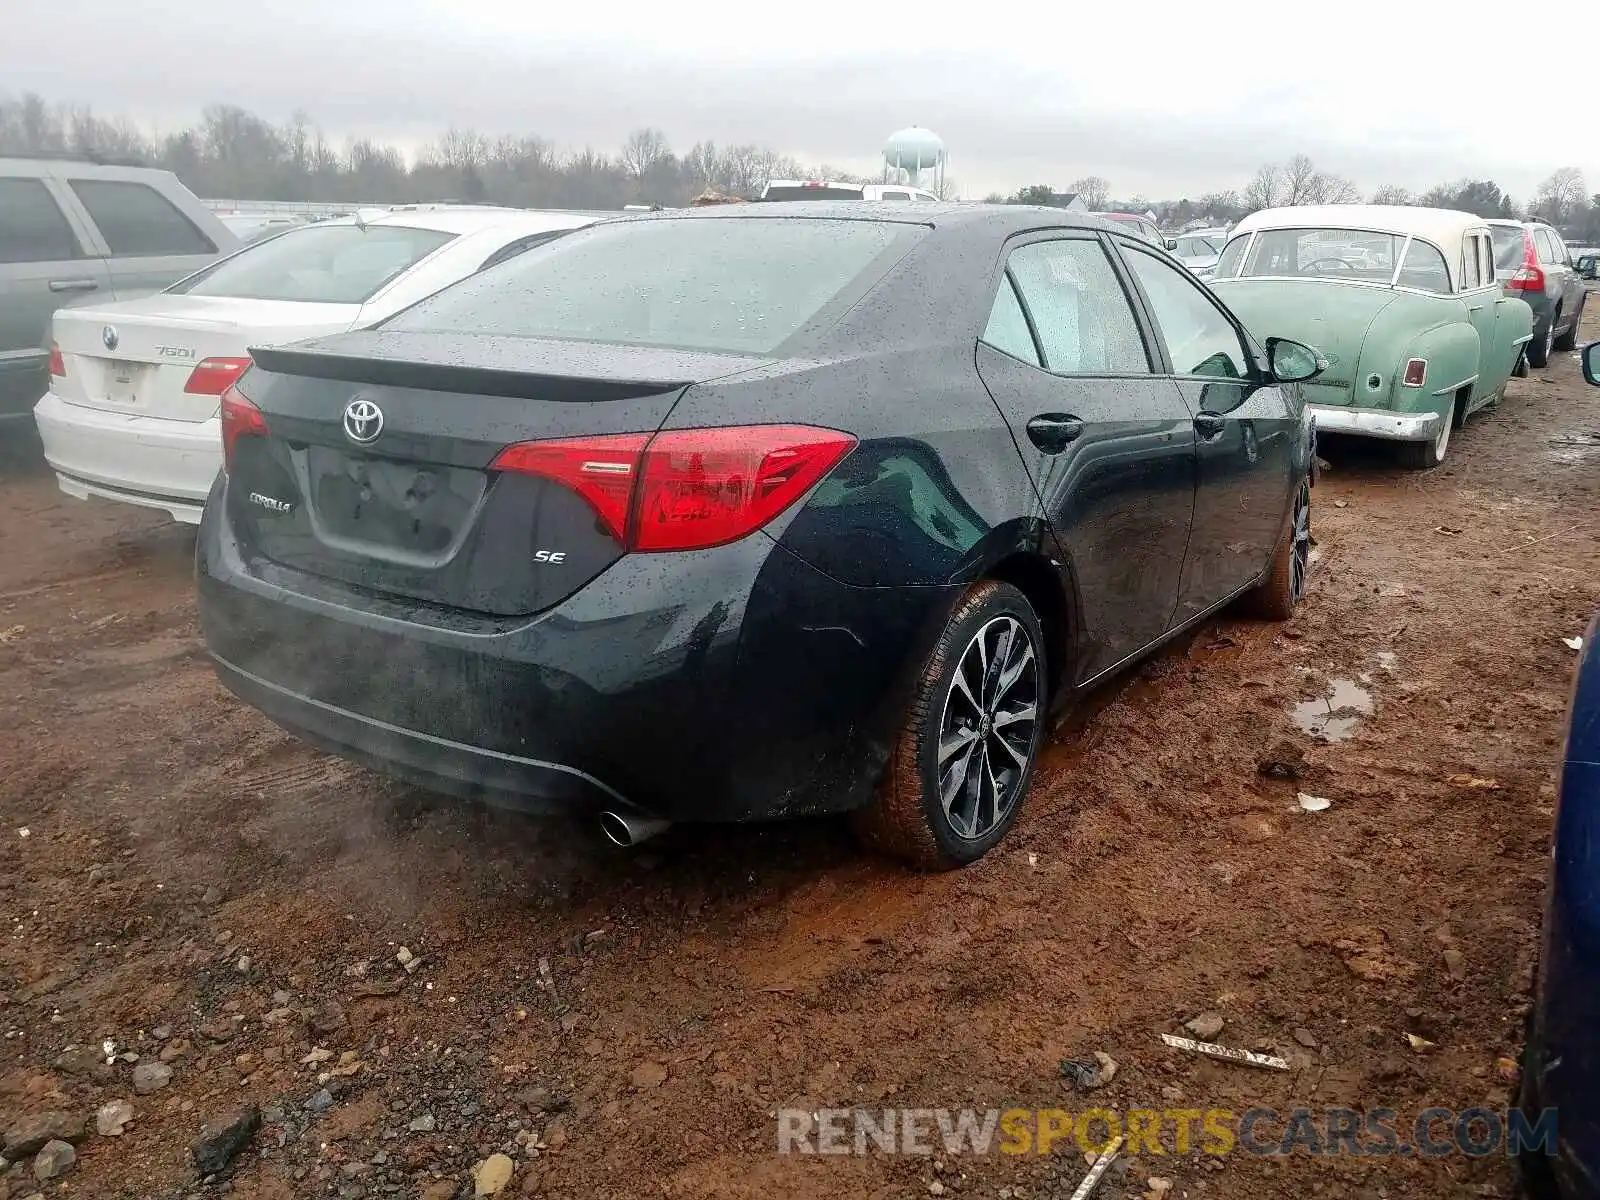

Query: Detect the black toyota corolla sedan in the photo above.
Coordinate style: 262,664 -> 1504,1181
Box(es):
196,202 -> 1323,869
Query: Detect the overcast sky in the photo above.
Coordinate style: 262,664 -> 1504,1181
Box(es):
5,0 -> 1595,203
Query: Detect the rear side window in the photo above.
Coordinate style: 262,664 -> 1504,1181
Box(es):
1212,236 -> 1249,279
982,275 -> 1039,365
0,178 -> 81,263
1533,229 -> 1556,263
387,217 -> 925,355
168,223 -> 456,303
1396,239 -> 1451,293
1005,239 -> 1149,374
68,180 -> 216,257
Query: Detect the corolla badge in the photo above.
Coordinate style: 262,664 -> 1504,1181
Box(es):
101,325 -> 118,352
343,397 -> 384,444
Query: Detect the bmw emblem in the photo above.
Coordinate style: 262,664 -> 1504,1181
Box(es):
342,397 -> 384,444
101,325 -> 119,352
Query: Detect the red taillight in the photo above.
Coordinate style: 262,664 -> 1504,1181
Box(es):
184,356 -> 253,396
219,385 -> 268,472
1402,358 -> 1427,388
489,433 -> 650,542
48,341 -> 65,377
1505,233 -> 1545,293
490,425 -> 857,552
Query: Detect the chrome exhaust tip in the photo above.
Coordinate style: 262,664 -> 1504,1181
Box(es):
598,810 -> 671,847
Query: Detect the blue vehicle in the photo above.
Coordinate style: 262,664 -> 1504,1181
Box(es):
1521,339 -> 1600,1197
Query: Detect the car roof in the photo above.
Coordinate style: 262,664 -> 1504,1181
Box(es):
621,200 -> 1114,235
1231,204 -> 1490,245
309,207 -> 605,236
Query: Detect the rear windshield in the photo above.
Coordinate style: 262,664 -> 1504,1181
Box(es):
759,185 -> 866,201
168,223 -> 456,303
1173,236 -> 1221,257
1227,228 -> 1402,283
384,217 -> 925,354
1490,226 -> 1527,272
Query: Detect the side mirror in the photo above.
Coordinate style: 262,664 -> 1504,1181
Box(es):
1165,237 -> 1178,251
1265,336 -> 1325,384
1583,342 -> 1600,387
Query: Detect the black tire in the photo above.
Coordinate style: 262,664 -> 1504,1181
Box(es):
1528,315 -> 1554,368
1395,400 -> 1455,470
852,580 -> 1047,871
1242,478 -> 1310,620
1553,297 -> 1582,353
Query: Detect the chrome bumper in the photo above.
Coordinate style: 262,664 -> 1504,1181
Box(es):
1306,404 -> 1441,443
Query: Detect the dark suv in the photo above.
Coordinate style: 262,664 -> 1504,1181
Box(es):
1488,218 -> 1587,367
0,154 -> 237,461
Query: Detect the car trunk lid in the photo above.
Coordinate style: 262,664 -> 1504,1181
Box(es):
51,295 -> 360,422
227,330 -> 765,617
1209,278 -> 1400,405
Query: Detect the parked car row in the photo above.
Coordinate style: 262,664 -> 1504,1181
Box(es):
0,175 -> 1569,873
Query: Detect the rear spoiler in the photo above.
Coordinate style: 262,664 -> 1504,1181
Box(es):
247,345 -> 695,404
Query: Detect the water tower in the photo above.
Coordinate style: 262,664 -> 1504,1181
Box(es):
883,126 -> 946,195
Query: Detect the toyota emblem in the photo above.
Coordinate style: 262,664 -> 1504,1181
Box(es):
101,325 -> 119,352
342,398 -> 384,444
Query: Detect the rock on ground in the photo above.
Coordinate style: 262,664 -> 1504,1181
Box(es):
3,1112 -> 85,1158
32,1139 -> 77,1181
191,1106 -> 262,1177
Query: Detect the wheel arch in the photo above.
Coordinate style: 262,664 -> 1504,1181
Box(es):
986,550 -> 1075,704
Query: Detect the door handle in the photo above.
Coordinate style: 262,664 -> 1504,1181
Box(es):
48,278 -> 99,293
1468,304 -> 1485,312
1194,411 -> 1226,438
1025,413 -> 1085,453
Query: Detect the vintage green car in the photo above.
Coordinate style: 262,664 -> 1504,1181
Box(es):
1209,206 -> 1534,469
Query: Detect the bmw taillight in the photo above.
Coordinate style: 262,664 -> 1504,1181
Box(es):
1505,233 -> 1545,293
48,341 -> 65,378
219,385 -> 268,472
184,357 -> 253,396
490,425 -> 857,552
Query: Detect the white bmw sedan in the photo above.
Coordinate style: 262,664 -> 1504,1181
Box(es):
34,206 -> 605,523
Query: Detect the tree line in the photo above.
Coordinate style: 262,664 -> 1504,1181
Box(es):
1002,158 -> 1600,240
0,93 -> 902,210
3,93 -> 1597,241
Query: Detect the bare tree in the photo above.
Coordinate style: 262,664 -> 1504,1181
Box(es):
1069,175 -> 1111,209
1243,164 -> 1283,212
1371,185 -> 1411,205
620,128 -> 670,184
1532,168 -> 1587,225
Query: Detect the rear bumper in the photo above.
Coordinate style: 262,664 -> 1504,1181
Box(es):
1306,403 -> 1441,443
196,477 -> 956,822
34,391 -> 220,523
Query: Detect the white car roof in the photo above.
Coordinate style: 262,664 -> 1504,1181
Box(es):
1230,205 -> 1490,247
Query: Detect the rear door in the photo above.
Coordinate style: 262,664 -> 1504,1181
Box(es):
1545,229 -> 1582,332
0,173 -> 110,427
1456,230 -> 1504,404
973,232 -> 1196,684
1117,239 -> 1297,623
56,173 -> 222,300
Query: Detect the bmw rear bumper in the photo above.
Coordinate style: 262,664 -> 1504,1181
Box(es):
1306,403 -> 1442,443
196,478 -> 956,823
34,391 -> 220,522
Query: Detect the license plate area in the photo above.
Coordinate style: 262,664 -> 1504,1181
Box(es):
103,360 -> 147,405
305,446 -> 484,557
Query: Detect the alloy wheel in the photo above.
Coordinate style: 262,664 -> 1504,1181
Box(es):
937,616 -> 1040,841
1289,482 -> 1311,603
